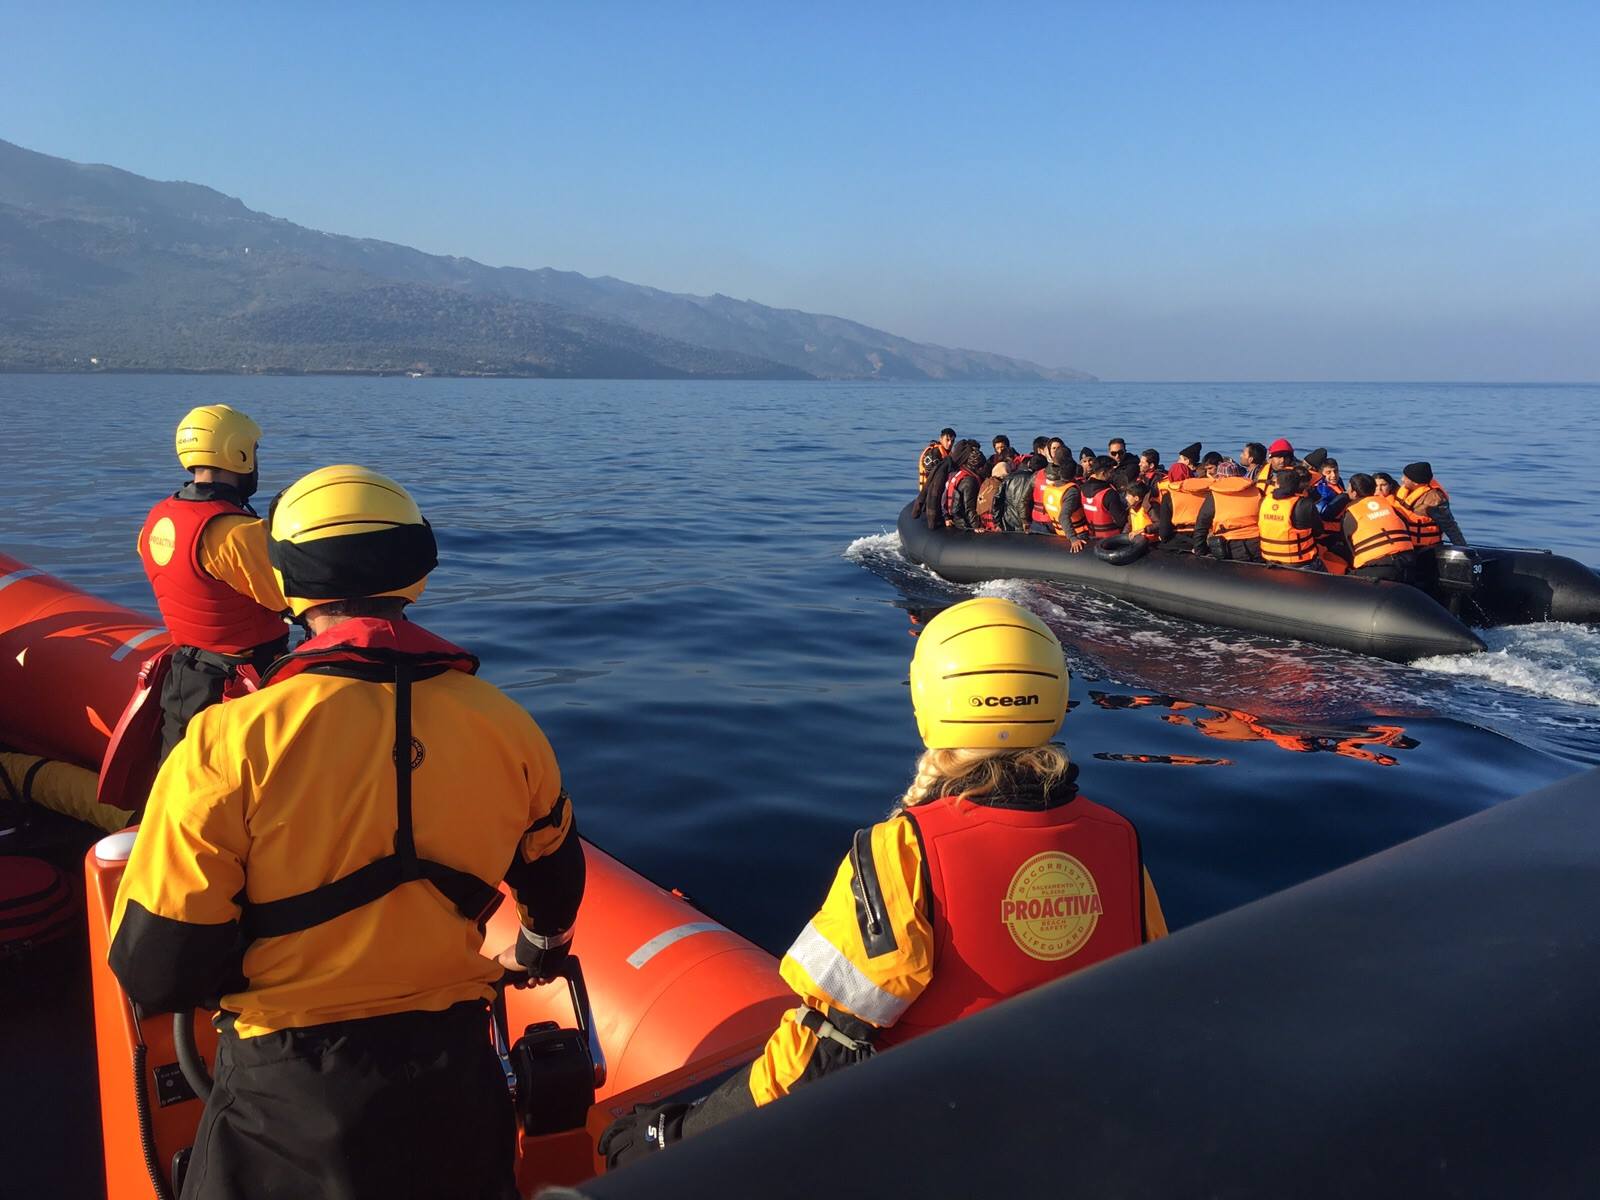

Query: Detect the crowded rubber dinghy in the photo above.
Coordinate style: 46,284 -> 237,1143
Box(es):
902,428 -> 1600,661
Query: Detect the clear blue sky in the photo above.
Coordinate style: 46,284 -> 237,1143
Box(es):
5,2 -> 1598,380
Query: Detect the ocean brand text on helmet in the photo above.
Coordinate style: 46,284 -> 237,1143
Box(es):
969,694 -> 1041,708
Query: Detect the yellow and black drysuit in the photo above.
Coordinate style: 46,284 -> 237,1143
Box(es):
108,617 -> 583,1200
599,764 -> 1165,1164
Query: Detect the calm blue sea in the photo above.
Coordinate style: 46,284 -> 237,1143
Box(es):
3,375 -> 1599,949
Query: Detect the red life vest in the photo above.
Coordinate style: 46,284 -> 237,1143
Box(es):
137,493 -> 287,653
878,792 -> 1144,1046
261,617 -> 479,688
1030,471 -> 1051,526
1078,483 -> 1122,541
943,468 -> 979,525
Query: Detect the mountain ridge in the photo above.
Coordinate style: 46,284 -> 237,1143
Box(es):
0,138 -> 1094,381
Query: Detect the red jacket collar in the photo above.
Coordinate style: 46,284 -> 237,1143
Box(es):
263,618 -> 478,687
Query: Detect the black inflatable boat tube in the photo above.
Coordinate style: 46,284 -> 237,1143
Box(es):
1469,546 -> 1600,626
574,766 -> 1600,1200
898,503 -> 1485,662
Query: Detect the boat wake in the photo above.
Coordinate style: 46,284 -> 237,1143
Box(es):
1413,623 -> 1600,708
845,530 -> 1600,763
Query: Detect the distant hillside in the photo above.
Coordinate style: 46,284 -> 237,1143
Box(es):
0,138 -> 1093,381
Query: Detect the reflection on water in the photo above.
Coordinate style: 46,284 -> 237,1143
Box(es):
1093,753 -> 1232,767
1091,692 -> 1419,767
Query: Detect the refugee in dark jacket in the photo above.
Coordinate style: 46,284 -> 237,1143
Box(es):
914,438 -> 978,529
999,461 -> 1038,532
944,441 -> 987,531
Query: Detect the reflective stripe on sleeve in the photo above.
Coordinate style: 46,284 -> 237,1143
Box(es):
785,921 -> 909,1029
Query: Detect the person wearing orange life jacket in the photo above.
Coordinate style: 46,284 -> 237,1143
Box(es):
137,405 -> 291,760
1123,481 -> 1157,540
943,441 -> 987,531
1394,461 -> 1467,547
1029,461 -> 1088,547
1154,473 -> 1214,552
1258,467 -> 1324,570
917,428 -> 956,491
1189,464 -> 1263,561
1078,457 -> 1129,541
1341,473 -> 1416,583
110,465 -> 585,1200
598,597 -> 1166,1167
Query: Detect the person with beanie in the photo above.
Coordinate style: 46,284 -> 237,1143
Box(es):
1162,442 -> 1200,485
1395,461 -> 1466,547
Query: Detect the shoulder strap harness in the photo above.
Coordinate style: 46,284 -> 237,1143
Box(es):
239,652 -> 502,941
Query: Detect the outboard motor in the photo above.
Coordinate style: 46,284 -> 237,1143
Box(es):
1431,546 -> 1484,618
493,957 -> 607,1136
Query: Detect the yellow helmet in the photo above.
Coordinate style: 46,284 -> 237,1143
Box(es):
910,597 -> 1069,749
175,405 -> 261,473
267,465 -> 437,617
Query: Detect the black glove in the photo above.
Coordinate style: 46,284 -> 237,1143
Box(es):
598,1103 -> 691,1168
514,927 -> 572,982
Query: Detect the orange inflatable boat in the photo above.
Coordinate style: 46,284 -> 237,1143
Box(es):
0,554 -> 791,1198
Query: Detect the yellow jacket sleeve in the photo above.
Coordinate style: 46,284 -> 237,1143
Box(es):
197,514 -> 289,613
501,727 -> 585,942
107,705 -> 250,1011
1143,867 -> 1168,940
748,814 -> 932,1104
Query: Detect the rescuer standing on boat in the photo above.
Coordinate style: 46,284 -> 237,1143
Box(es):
110,465 -> 584,1200
599,596 -> 1165,1166
137,405 -> 291,759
